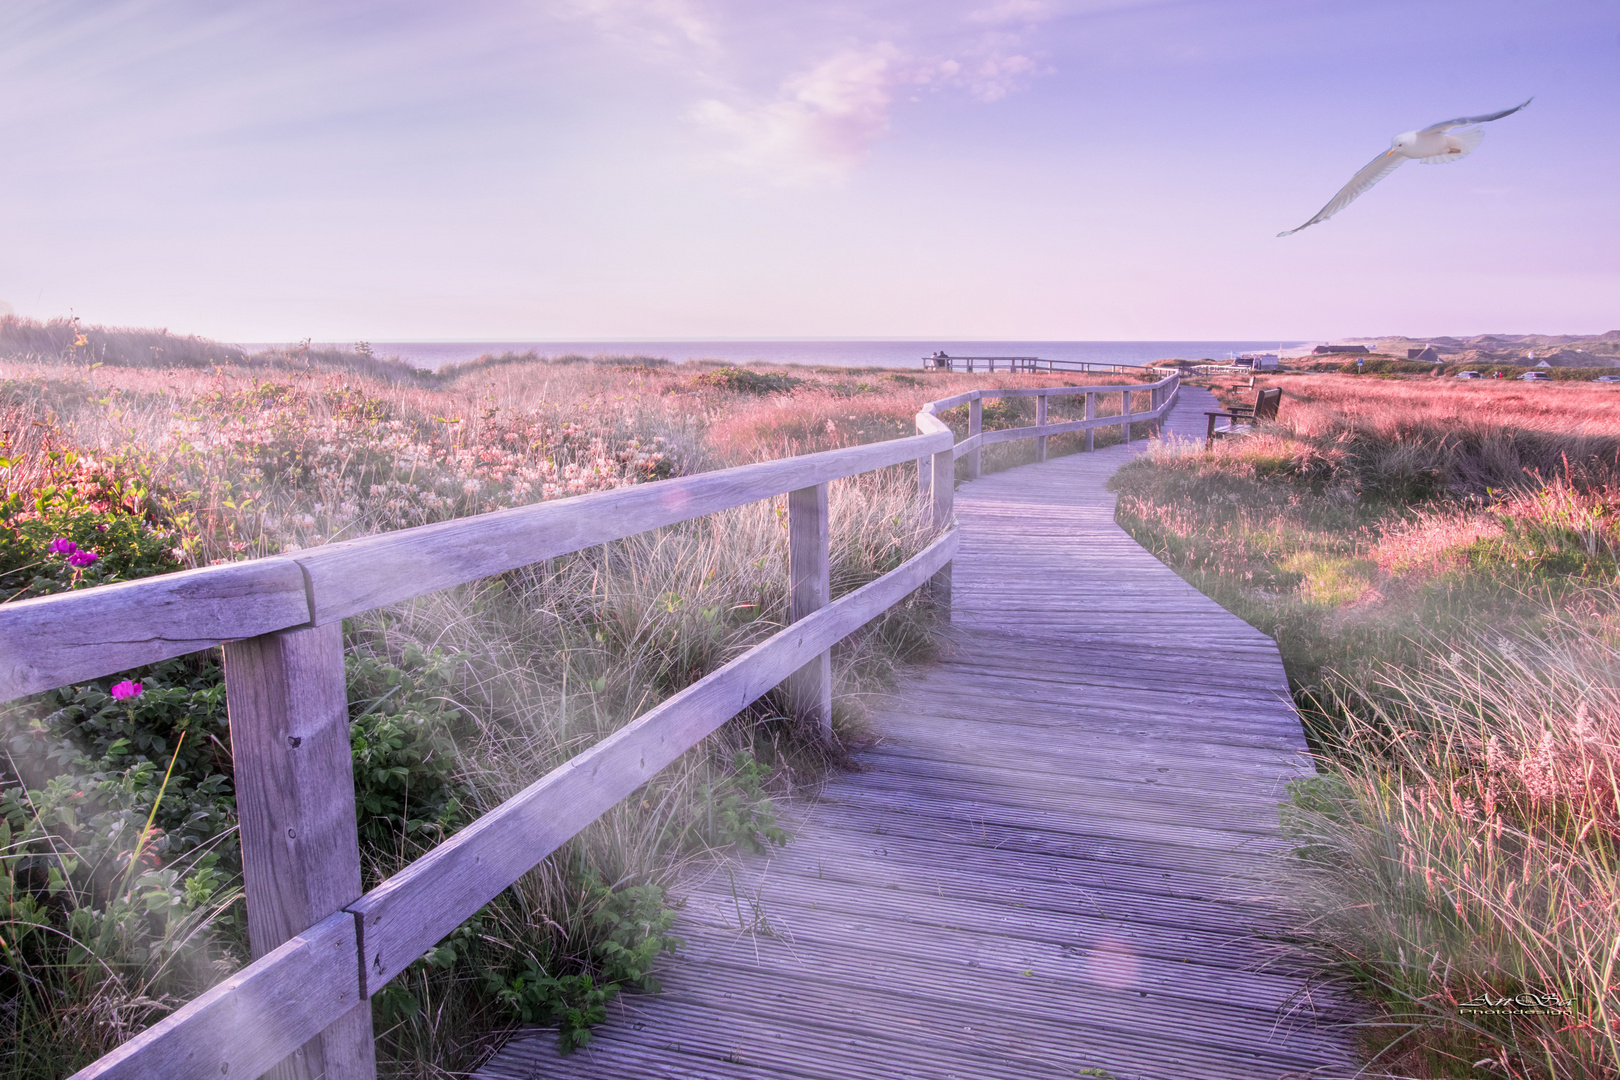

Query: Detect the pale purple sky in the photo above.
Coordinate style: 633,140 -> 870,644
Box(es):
2,1 -> 1615,342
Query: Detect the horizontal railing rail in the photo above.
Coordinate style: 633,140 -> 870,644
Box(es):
1187,362 -> 1264,376
920,354 -> 1161,375
26,370 -> 1177,1080
918,377 -> 1180,485
0,433 -> 944,701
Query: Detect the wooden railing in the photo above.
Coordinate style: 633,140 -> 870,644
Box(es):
921,354 -> 1160,375
4,372 -> 1177,1080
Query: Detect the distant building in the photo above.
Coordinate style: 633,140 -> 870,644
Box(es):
1313,344 -> 1370,355
1235,352 -> 1279,370
1407,346 -> 1441,362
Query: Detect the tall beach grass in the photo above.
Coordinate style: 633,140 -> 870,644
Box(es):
1115,373 -> 1620,1078
2,319 -> 1153,1075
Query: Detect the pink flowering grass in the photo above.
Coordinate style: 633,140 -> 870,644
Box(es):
1212,372 -> 1620,494
1284,627 -> 1620,1079
1114,373 -> 1620,1077
1,327 -> 972,1075
3,343 -> 1150,568
700,370 -> 1144,465
0,355 -> 706,564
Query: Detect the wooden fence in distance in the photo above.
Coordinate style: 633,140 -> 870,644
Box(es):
921,355 -> 1162,376
0,371 -> 1178,1080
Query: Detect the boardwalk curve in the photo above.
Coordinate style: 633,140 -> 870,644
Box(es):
479,387 -> 1357,1080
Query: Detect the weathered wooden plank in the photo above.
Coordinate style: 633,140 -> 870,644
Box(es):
950,431 -> 980,460
757,819 -> 1284,911
66,912 -> 363,1080
918,408 -> 955,618
855,746 -> 1302,813
864,719 -> 1309,778
716,838 -> 1283,929
347,528 -> 959,990
294,431 -> 947,625
223,622 -> 375,1080
987,378 -> 1171,399
803,799 -> 1286,881
495,952 -> 1344,1080
924,390 -> 976,411
643,953 -> 1337,1068
0,559 -> 310,702
786,484 -> 831,738
966,397 -> 982,478
661,931 -> 1336,1043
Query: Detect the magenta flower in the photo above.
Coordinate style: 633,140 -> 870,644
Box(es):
110,680 -> 143,700
49,537 -> 78,554
68,550 -> 99,567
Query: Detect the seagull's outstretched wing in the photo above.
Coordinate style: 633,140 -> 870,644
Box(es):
1277,149 -> 1406,237
1420,97 -> 1532,134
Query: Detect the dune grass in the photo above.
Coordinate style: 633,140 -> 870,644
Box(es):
1112,373 -> 1620,1078
0,318 -> 1152,1076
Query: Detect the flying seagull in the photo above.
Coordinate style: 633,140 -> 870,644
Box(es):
1278,98 -> 1531,237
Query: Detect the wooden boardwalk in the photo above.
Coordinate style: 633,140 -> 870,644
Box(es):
478,387 -> 1357,1080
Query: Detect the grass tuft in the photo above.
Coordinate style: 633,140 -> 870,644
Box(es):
1115,373 -> 1620,1078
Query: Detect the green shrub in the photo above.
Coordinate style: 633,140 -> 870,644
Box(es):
5,657 -> 236,889
375,867 -> 682,1058
0,451 -> 184,603
666,750 -> 789,854
585,869 -> 682,991
688,366 -> 803,394
345,642 -> 472,848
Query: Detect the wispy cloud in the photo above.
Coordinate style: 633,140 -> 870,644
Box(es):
555,0 -> 719,60
549,0 -> 1061,184
968,0 -> 1062,24
691,44 -> 907,184
686,23 -> 1052,183
933,46 -> 1045,102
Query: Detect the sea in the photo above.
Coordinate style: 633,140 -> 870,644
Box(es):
248,340 -> 1307,372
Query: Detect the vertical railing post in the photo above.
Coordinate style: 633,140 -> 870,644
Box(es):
787,484 -> 833,738
1085,392 -> 1096,452
224,622 -> 376,1080
1122,386 -> 1133,444
930,439 -> 954,621
967,396 -> 982,479
1035,394 -> 1048,462
917,455 -> 930,498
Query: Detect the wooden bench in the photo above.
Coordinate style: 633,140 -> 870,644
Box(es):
1205,386 -> 1282,449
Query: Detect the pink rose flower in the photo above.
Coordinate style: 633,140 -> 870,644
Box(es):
110,680 -> 143,700
68,550 -> 99,567
49,537 -> 78,554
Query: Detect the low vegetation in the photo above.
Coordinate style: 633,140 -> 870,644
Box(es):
0,316 -> 1142,1076
1302,355 -> 1620,380
1112,373 -> 1620,1078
